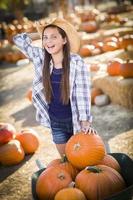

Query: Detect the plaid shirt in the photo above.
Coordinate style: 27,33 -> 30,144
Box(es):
13,33 -> 92,133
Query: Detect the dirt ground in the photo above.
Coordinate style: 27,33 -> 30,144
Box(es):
0,57 -> 133,200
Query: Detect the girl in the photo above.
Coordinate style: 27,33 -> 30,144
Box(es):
13,18 -> 96,156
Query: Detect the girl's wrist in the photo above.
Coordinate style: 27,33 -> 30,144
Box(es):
28,32 -> 40,41
80,121 -> 97,134
81,120 -> 91,126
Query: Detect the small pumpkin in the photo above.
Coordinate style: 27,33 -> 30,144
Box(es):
91,41 -> 103,50
91,47 -> 101,56
16,128 -> 39,154
80,12 -> 97,22
47,154 -> 79,180
98,154 -> 121,172
36,166 -> 72,200
75,165 -> 126,200
80,21 -> 98,33
90,63 -> 100,72
102,41 -> 119,52
26,88 -> 32,102
55,188 -> 87,200
0,122 -> 16,145
79,45 -> 92,57
65,131 -> 106,169
119,35 -> 133,49
10,52 -> 21,63
104,36 -> 119,44
107,58 -> 122,76
0,139 -> 25,166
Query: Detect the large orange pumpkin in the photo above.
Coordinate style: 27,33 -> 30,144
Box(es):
65,131 -> 106,169
75,165 -> 126,200
0,122 -> 16,145
16,128 -> 39,154
55,188 -> 87,200
47,154 -> 79,180
36,166 -> 72,200
98,154 -> 121,172
0,139 -> 25,166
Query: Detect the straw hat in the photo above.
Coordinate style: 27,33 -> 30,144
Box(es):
35,18 -> 81,53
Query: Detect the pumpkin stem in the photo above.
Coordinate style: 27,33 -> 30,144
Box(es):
60,154 -> 68,163
73,142 -> 81,151
68,181 -> 75,188
57,172 -> 66,180
86,166 -> 102,173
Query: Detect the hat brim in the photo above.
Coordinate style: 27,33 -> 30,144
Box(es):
36,18 -> 81,53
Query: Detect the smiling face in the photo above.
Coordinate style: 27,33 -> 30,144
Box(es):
42,26 -> 67,55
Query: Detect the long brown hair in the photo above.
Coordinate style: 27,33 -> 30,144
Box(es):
42,25 -> 71,105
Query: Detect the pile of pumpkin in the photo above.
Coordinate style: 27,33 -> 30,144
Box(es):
1,17 -> 36,43
35,131 -> 126,200
75,7 -> 129,33
0,122 -> 39,166
79,34 -> 133,57
0,17 -> 36,63
107,58 -> 133,78
0,39 -> 26,63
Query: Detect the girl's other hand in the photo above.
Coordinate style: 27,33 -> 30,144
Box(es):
81,121 -> 97,134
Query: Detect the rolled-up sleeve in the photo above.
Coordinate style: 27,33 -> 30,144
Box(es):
13,33 -> 35,61
75,57 -> 92,122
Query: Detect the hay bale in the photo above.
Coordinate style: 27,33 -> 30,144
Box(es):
93,75 -> 133,109
108,129 -> 133,159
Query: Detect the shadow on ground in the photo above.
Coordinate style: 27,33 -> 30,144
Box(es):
0,61 -> 29,77
11,104 -> 39,127
0,154 -> 33,183
0,83 -> 31,106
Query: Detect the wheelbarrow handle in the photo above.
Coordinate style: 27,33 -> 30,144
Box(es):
35,159 -> 46,169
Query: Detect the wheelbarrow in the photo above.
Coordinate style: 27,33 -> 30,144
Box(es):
31,153 -> 133,200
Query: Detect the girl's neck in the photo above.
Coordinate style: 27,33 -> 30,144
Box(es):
52,52 -> 63,69
54,62 -> 62,69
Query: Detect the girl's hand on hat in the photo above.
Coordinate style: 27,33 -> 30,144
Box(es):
81,121 -> 97,134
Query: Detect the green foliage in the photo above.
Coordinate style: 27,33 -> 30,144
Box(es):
0,0 -> 9,10
0,0 -> 31,11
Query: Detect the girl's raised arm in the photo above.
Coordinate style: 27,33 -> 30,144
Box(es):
13,30 -> 42,62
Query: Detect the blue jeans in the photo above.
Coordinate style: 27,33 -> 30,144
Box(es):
50,115 -> 73,144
